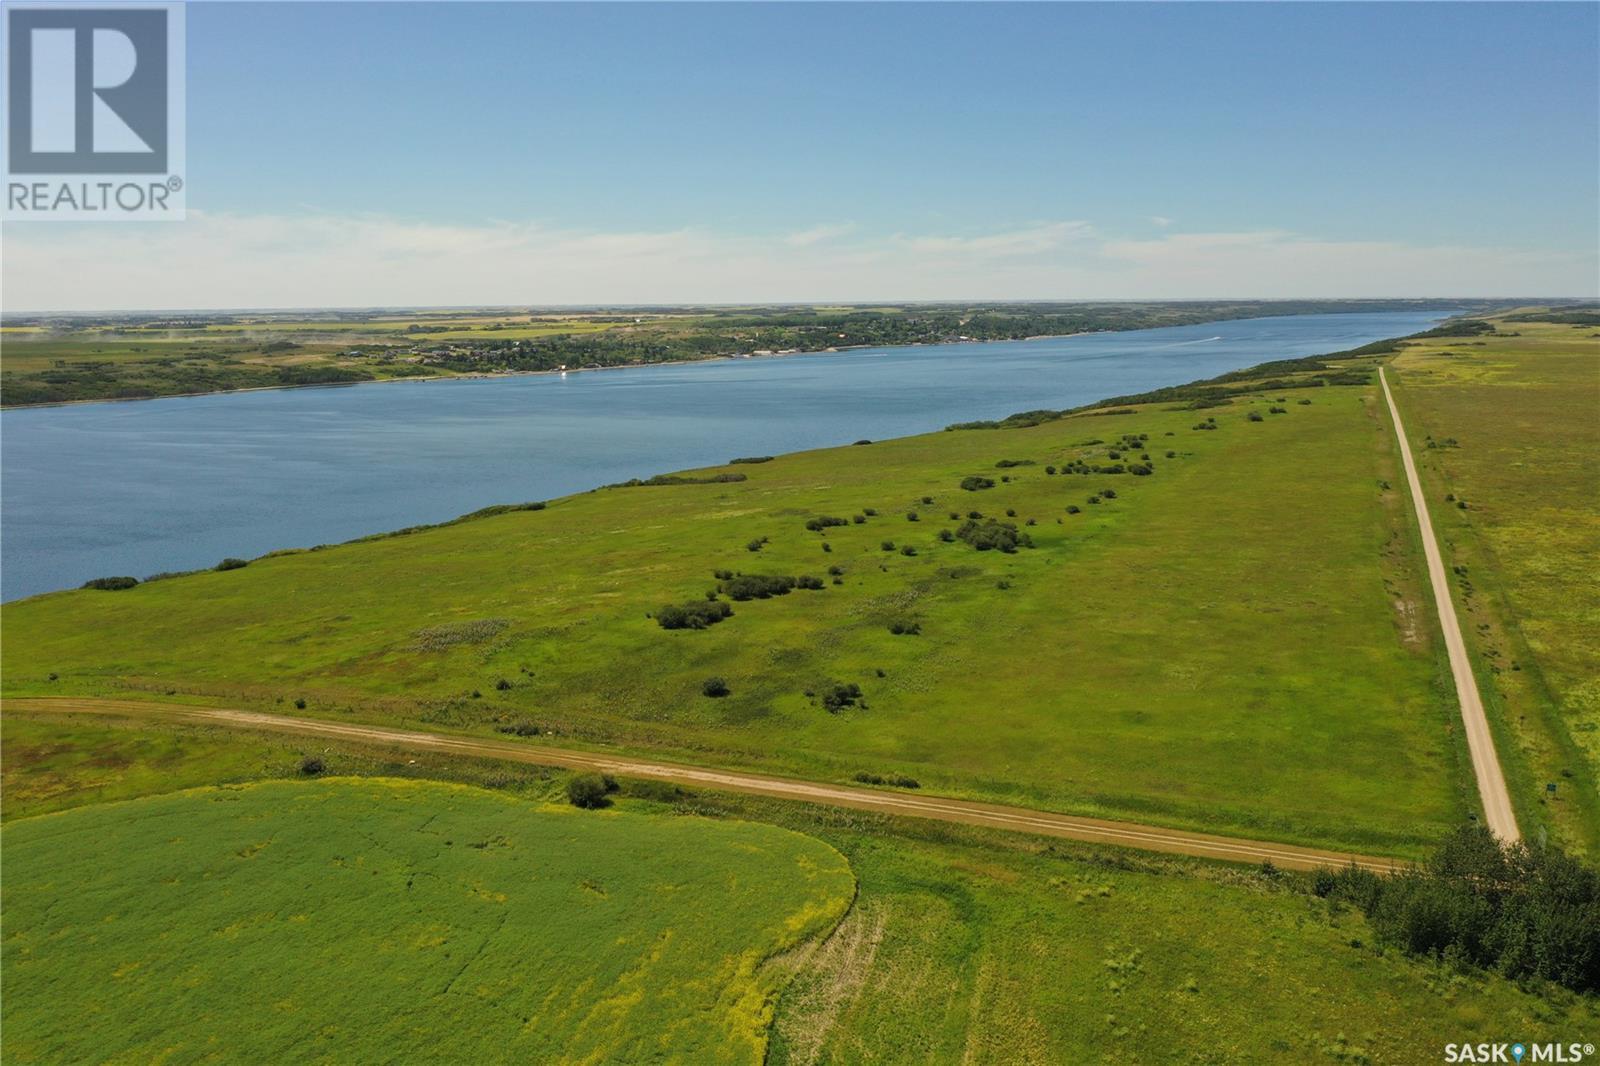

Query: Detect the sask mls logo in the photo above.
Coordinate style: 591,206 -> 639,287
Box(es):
4,2 -> 185,220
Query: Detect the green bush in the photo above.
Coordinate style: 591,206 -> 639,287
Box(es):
1248,411 -> 1265,422
805,515 -> 849,532
818,682 -> 863,713
729,455 -> 774,464
566,773 -> 613,809
701,676 -> 730,698
82,576 -> 139,591
1315,825 -> 1600,994
299,756 -> 325,776
955,518 -> 1032,553
960,476 -> 995,491
656,600 -> 733,630
214,558 -> 249,571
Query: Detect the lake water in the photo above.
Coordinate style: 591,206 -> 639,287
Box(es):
1,310 -> 1450,600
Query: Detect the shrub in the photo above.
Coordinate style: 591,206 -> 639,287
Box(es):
729,455 -> 774,464
722,574 -> 798,600
293,698 -> 307,710
819,682 -> 863,713
938,528 -> 955,542
82,576 -> 138,591
822,542 -> 832,553
827,565 -> 844,576
1269,406 -> 1287,415
1316,824 -> 1600,994
1108,450 -> 1121,459
862,508 -> 878,516
702,676 -> 730,698
214,558 -> 249,571
805,515 -> 849,532
1101,488 -> 1118,499
921,496 -> 934,505
713,568 -> 734,580
299,756 -> 325,776
852,514 -> 867,524
1298,398 -> 1312,405
899,545 -> 917,557
888,619 -> 921,635
656,600 -> 733,629
496,720 -> 541,737
853,771 -> 919,788
566,772 -> 612,809
906,511 -> 919,522
881,540 -> 896,551
994,459 -> 1035,468
1045,465 -> 1057,475
495,678 -> 513,691
1165,450 -> 1177,459
1066,505 -> 1081,515
1129,463 -> 1152,476
1248,411 -> 1265,422
795,574 -> 825,590
955,518 -> 1032,553
746,539 -> 765,552
960,476 -> 995,491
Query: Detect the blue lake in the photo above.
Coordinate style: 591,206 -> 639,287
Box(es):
0,310 -> 1450,600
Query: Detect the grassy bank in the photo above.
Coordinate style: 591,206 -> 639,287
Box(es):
4,339 -> 1468,855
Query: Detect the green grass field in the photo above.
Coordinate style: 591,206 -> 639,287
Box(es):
1389,318 -> 1600,851
1,776 -> 854,1065
3,367 -> 1466,855
4,711 -> 1593,1065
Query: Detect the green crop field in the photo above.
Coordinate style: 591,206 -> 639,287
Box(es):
3,358 -> 1468,855
1,777 -> 854,1065
1389,316 -> 1600,851
4,711 -> 1593,1064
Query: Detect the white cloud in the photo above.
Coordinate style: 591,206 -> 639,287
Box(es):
2,213 -> 1592,311
1149,215 -> 1174,227
784,222 -> 856,247
895,221 -> 1095,258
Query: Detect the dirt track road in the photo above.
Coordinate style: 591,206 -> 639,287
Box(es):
1379,367 -> 1520,842
9,697 -> 1400,873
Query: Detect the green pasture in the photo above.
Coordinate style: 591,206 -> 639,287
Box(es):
3,375 -> 1466,855
0,777 -> 854,1065
1389,318 -> 1600,850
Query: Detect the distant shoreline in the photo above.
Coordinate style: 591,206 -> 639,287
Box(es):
1,330 -> 1110,412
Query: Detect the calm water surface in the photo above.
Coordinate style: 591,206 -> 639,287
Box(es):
1,310 -> 1450,600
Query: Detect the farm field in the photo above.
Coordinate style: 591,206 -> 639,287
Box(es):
4,710 -> 1595,1065
1388,316 -> 1600,852
3,349 -> 1468,856
0,776 -> 854,1065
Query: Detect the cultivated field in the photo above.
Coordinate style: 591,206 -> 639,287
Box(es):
5,709 -> 1594,1064
1,776 -> 854,1064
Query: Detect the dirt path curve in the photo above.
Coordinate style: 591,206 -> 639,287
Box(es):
10,696 -> 1399,872
1379,366 -> 1520,842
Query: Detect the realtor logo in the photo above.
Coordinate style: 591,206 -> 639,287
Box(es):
4,2 -> 185,219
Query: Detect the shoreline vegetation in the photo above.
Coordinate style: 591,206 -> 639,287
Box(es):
0,298 -> 1495,409
33,313 -> 1503,599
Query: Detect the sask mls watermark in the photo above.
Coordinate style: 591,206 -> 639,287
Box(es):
4,1 -> 185,220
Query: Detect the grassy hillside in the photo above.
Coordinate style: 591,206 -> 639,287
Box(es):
4,353 -> 1466,855
0,777 -> 854,1065
1389,316 -> 1600,851
5,711 -> 1594,1064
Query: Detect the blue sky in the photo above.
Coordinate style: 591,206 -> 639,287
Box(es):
8,2 -> 1597,309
